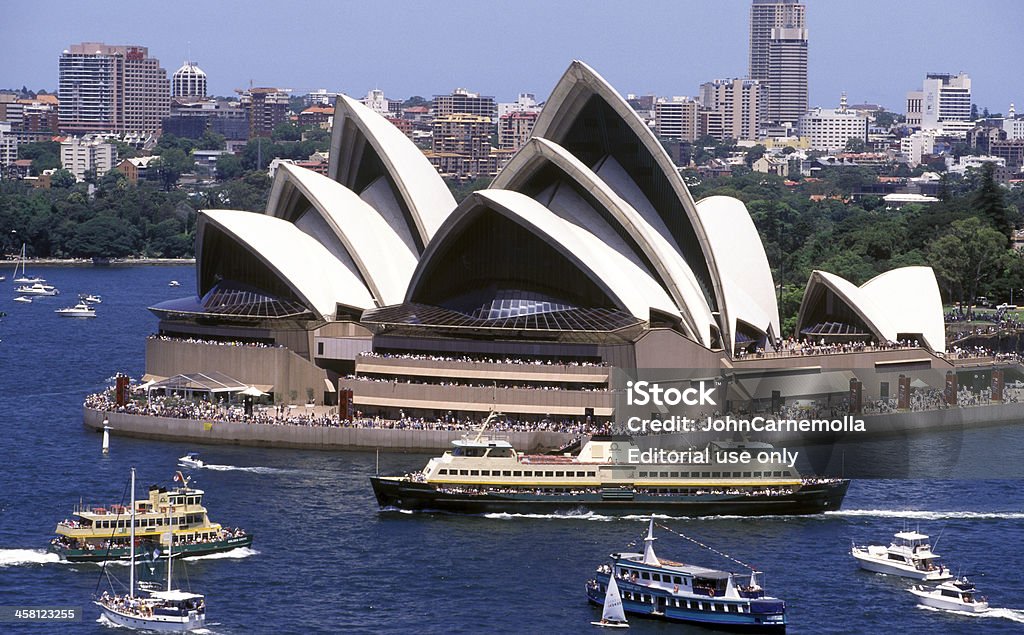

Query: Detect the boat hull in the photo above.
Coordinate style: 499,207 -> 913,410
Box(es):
909,591 -> 988,612
587,577 -> 785,632
55,534 -> 252,563
97,604 -> 205,632
371,478 -> 848,517
851,550 -> 951,581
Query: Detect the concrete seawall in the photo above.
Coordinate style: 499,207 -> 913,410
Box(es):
83,407 -> 574,453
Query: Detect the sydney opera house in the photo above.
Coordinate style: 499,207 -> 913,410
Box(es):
147,61 -> 949,422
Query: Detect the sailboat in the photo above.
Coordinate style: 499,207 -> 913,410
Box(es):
95,468 -> 207,632
12,244 -> 45,284
591,574 -> 629,628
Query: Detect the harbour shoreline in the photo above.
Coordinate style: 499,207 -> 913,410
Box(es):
82,406 -> 574,453
4,257 -> 195,267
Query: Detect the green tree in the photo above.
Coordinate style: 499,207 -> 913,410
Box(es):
927,217 -> 1007,305
151,149 -> 194,191
66,215 -> 141,258
271,122 -> 302,142
17,141 -> 60,174
196,130 -> 226,151
49,169 -> 76,189
973,160 -> 1014,244
744,144 -> 766,168
215,154 -> 244,180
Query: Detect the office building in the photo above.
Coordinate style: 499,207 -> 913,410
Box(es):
654,97 -> 699,141
172,61 -> 207,99
906,73 -> 971,130
798,95 -> 868,152
433,88 -> 496,122
239,87 -> 291,138
749,0 -> 808,126
498,110 -> 539,150
58,42 -> 170,134
60,136 -> 118,181
699,79 -> 762,141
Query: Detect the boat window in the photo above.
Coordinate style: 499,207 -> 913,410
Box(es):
545,471 -> 554,477
470,470 -> 480,476
712,472 -> 721,477
459,470 -> 468,475
887,553 -> 905,561
502,471 -> 512,476
652,573 -> 661,581
941,590 -> 959,598
487,448 -> 514,458
453,448 -> 465,457
639,472 -> 648,477
556,471 -> 565,477
640,572 -> 650,580
513,471 -> 522,477
438,469 -> 447,475
673,576 -> 682,584
701,472 -> 711,477
480,470 -> 490,476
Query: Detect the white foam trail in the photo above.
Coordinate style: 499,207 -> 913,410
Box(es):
97,614 -> 126,629
918,605 -> 1024,623
194,463 -> 301,474
182,547 -> 259,562
827,509 -> 1024,521
0,548 -> 62,567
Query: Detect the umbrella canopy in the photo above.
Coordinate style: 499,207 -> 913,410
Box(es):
239,386 -> 267,397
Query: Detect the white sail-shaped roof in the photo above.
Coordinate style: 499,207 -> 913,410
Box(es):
492,137 -> 714,345
529,61 -> 725,318
197,209 -> 374,319
265,163 -> 417,306
328,94 -> 455,249
409,189 -> 680,322
695,196 -> 781,352
796,268 -> 945,353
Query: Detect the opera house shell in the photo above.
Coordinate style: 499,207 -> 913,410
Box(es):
147,61 -> 949,421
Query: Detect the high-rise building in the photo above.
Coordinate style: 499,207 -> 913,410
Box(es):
699,79 -> 762,142
239,87 -> 291,138
749,0 -> 807,127
433,88 -> 497,122
655,97 -> 699,141
172,61 -> 207,99
905,73 -> 971,130
58,42 -> 170,134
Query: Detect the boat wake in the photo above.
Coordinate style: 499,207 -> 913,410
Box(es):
182,547 -> 259,562
482,510 -> 616,521
827,509 -> 1024,521
0,548 -> 63,567
196,463 -> 302,475
918,604 -> 1024,623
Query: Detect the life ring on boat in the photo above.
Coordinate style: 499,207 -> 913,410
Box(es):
709,589 -> 715,597
673,585 -> 679,593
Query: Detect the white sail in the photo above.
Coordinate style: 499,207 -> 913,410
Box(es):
602,575 -> 627,624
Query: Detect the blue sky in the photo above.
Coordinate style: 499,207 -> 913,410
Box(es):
2,0 -> 1021,113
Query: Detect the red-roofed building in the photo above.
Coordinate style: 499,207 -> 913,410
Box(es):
299,106 -> 333,129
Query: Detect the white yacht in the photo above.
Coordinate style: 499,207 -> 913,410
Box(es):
13,296 -> 32,304
851,530 -> 952,580
12,244 -> 44,284
80,293 -> 102,304
169,280 -> 181,287
15,282 -> 59,296
95,468 -> 207,632
55,302 -> 97,318
178,452 -> 204,468
909,578 -> 989,613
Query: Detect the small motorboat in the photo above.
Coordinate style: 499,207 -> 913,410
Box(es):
852,530 -> 952,581
55,302 -> 97,318
14,296 -> 32,304
169,280 -> 181,287
80,293 -> 102,304
909,578 -> 989,613
178,452 -> 204,468
16,282 -> 59,296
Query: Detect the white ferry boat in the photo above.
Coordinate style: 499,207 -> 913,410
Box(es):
851,530 -> 952,580
371,429 -> 848,516
587,520 -> 786,631
908,578 -> 989,613
51,472 -> 252,562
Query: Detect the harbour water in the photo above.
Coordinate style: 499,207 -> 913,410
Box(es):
1,266 -> 1024,633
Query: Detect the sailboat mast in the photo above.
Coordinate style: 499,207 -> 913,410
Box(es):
129,467 -> 136,599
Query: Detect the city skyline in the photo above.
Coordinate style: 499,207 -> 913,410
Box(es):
1,1 -> 1022,114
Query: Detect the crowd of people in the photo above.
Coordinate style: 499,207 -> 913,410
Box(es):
150,334 -> 281,349
738,338 -> 922,360
342,373 -> 609,392
359,351 -> 609,367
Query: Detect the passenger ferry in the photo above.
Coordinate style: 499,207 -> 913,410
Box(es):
586,520 -> 786,632
370,430 -> 848,516
51,474 -> 251,563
